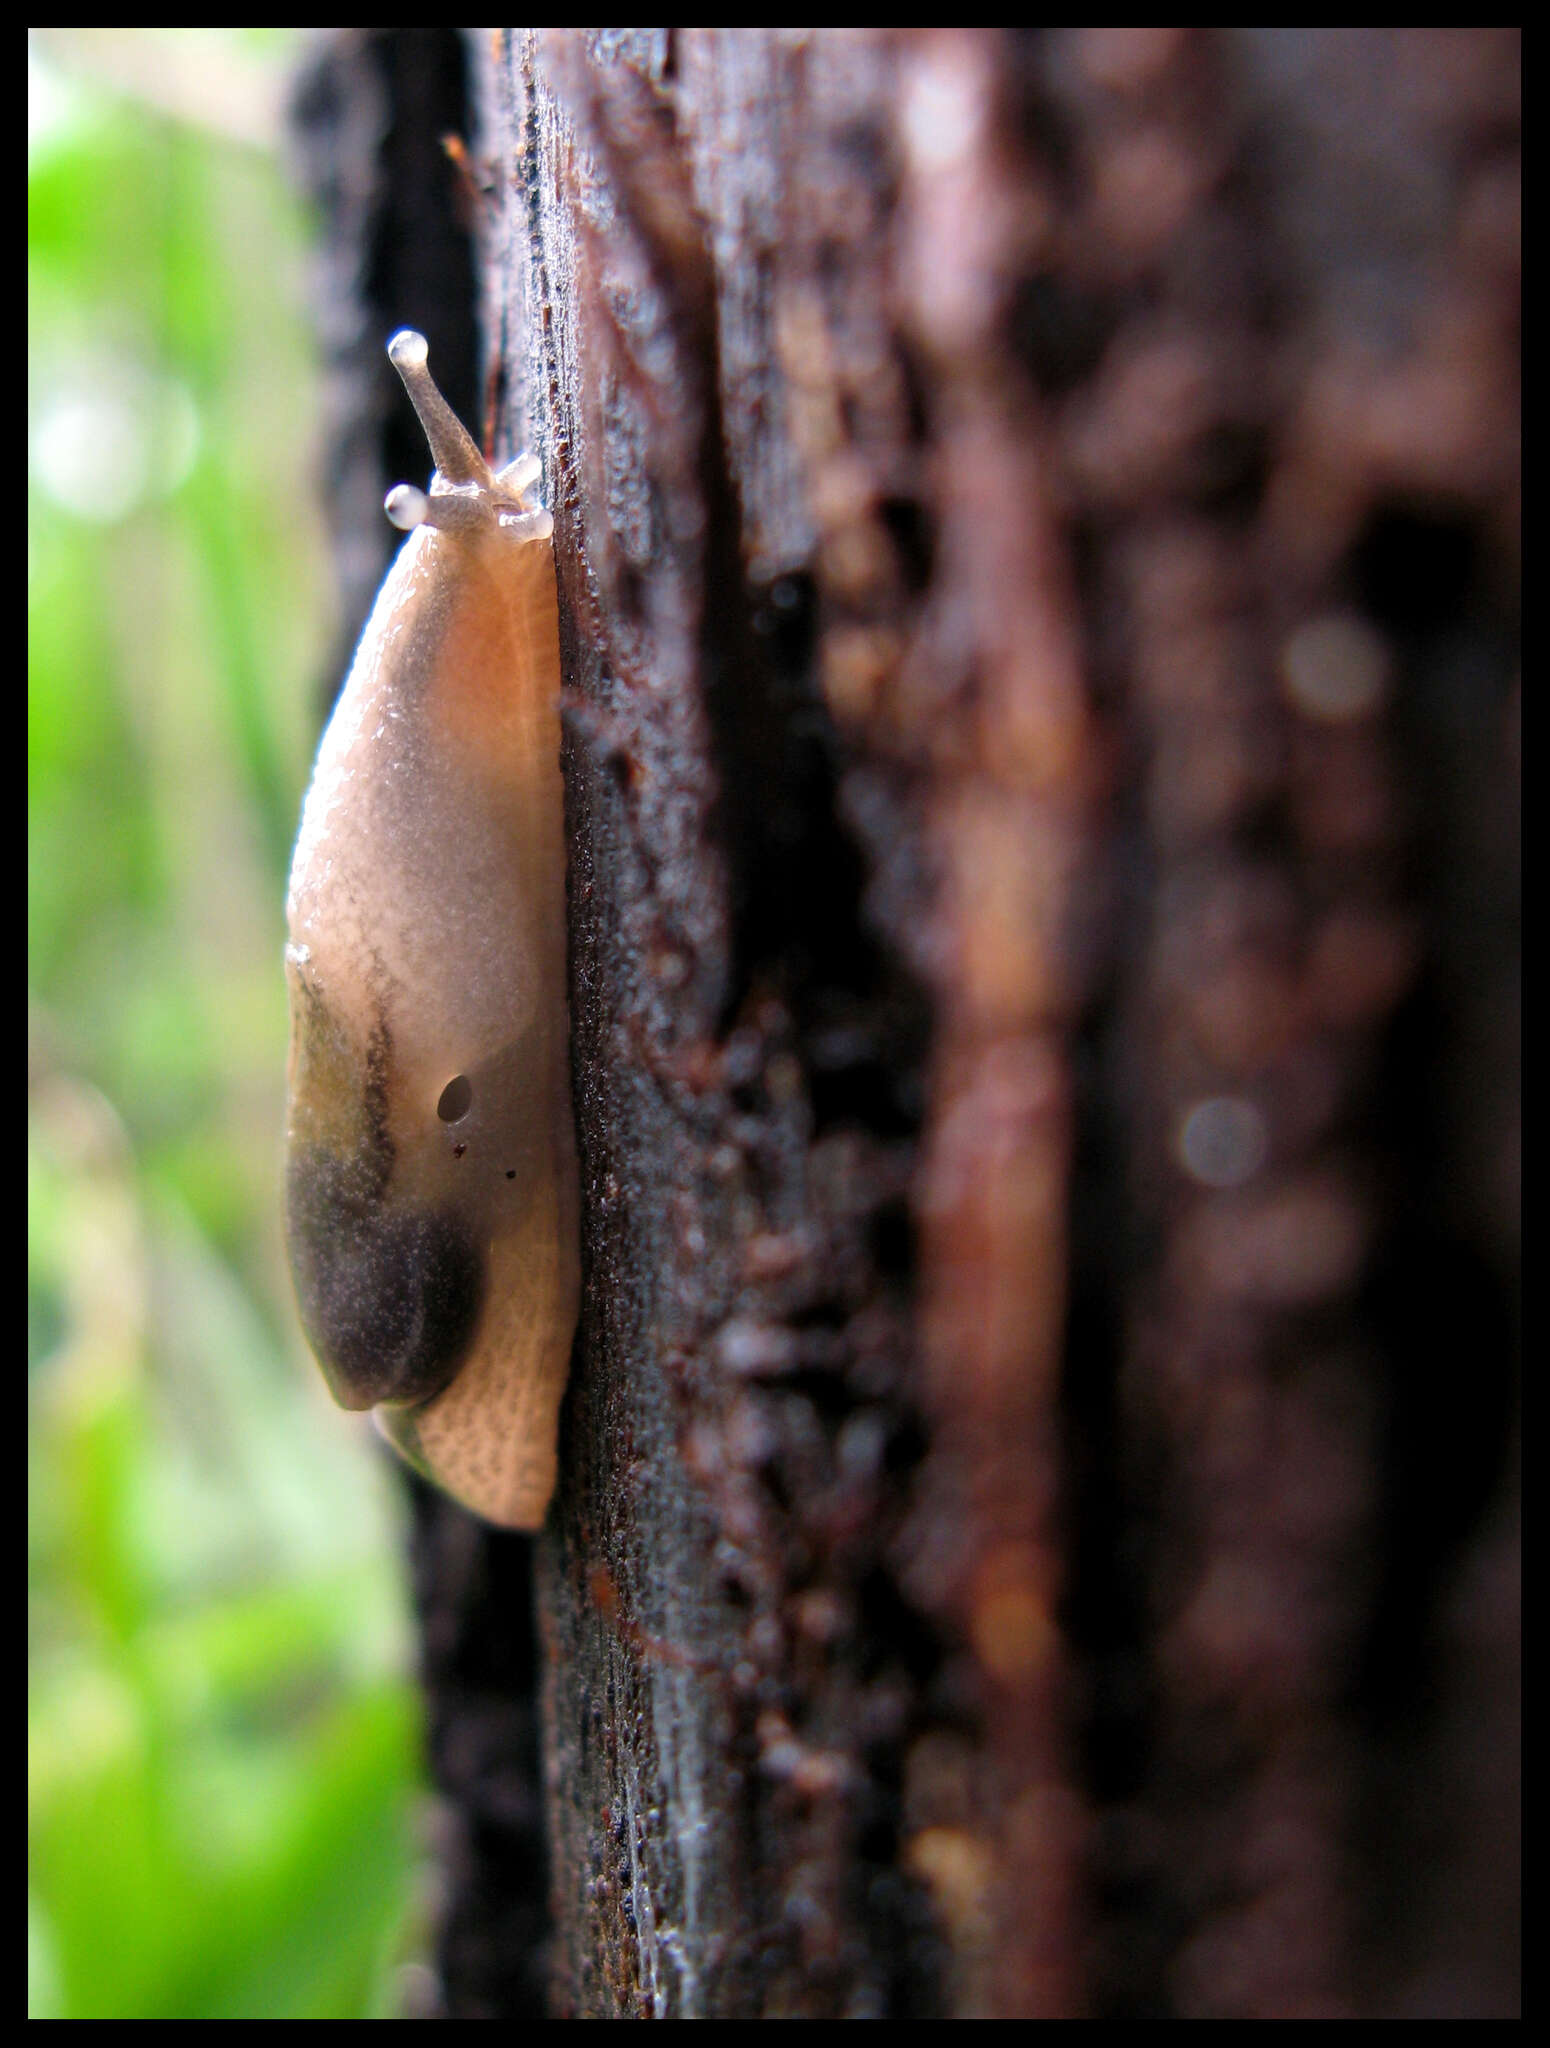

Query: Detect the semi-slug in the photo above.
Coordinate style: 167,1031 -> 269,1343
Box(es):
283,329 -> 579,1529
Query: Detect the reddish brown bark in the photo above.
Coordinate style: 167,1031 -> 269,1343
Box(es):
297,26 -> 1518,2018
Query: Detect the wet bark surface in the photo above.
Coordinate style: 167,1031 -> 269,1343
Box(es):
295,27 -> 1518,2018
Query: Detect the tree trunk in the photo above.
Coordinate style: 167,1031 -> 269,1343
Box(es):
295,26 -> 1519,2019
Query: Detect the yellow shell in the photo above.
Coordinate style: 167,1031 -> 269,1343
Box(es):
284,331 -> 578,1528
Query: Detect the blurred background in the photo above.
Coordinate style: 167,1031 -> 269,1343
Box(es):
28,31 -> 425,2018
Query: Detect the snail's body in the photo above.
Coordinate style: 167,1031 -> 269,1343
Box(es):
284,331 -> 577,1528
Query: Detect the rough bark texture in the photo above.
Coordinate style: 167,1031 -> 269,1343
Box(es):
294,27 -> 1518,2019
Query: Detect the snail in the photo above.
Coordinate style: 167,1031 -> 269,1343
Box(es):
283,329 -> 579,1529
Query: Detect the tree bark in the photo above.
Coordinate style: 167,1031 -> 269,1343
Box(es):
297,27 -> 1519,2018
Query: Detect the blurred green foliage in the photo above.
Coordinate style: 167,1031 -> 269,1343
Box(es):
28,32 -> 426,2018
